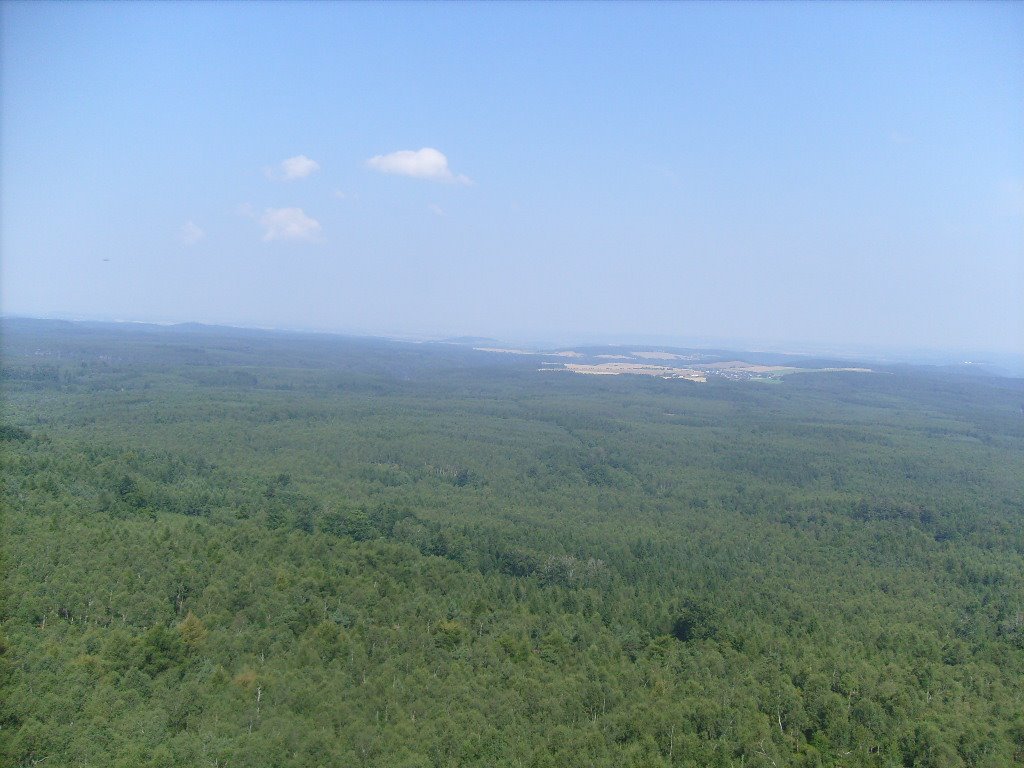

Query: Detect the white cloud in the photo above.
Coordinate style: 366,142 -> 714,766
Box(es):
179,221 -> 206,245
428,203 -> 445,217
260,207 -> 323,242
281,154 -> 320,180
366,147 -> 471,184
265,155 -> 321,181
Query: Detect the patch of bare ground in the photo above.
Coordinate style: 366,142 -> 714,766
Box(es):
559,362 -> 706,382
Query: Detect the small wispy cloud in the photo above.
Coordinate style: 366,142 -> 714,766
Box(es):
366,147 -> 471,185
265,155 -> 321,181
428,203 -> 446,217
179,221 -> 206,245
260,207 -> 323,242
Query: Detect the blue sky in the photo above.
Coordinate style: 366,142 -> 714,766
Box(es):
2,1 -> 1021,353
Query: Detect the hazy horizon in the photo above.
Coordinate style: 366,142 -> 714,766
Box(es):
7,313 -> 1024,375
2,3 -> 1022,354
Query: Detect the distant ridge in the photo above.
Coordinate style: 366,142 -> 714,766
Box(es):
2,316 -> 1020,377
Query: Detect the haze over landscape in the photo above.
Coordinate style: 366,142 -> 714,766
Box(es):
2,2 -> 1021,355
5,5 -> 1024,767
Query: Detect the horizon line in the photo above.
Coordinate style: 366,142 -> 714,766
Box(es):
3,312 -> 1022,369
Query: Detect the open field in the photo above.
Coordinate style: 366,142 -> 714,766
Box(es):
467,346 -> 877,383
561,362 -> 707,382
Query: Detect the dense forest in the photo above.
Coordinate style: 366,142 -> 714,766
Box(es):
2,318 -> 1023,767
